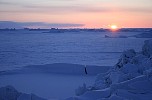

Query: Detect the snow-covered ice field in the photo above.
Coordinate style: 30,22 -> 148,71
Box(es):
0,63 -> 109,99
0,30 -> 147,71
0,73 -> 94,99
0,29 -> 151,99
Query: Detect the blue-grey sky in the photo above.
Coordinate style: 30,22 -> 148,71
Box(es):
0,0 -> 152,28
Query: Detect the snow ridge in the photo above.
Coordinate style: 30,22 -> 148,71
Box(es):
66,39 -> 152,100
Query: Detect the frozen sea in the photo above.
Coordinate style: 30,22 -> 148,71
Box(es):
0,29 -> 150,99
0,30 -> 148,71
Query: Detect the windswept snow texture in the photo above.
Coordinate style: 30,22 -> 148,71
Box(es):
66,39 -> 152,100
0,30 -> 148,71
0,63 -> 109,99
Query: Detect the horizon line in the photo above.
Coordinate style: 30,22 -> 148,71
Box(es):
0,21 -> 152,29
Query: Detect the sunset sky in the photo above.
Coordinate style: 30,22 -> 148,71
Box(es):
0,0 -> 152,28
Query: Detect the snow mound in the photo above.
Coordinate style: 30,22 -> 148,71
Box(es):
0,85 -> 20,100
0,86 -> 46,100
66,39 -> 152,100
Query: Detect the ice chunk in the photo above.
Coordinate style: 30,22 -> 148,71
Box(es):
115,49 -> 136,69
131,54 -> 147,65
120,63 -> 138,74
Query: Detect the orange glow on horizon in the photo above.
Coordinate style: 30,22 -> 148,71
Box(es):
110,25 -> 118,30
0,10 -> 151,28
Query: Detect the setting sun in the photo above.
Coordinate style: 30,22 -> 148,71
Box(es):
110,25 -> 118,30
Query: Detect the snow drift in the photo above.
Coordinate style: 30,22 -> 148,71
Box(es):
0,86 -> 46,100
66,39 -> 152,100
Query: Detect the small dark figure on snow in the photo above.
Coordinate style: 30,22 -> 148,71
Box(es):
84,65 -> 88,75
